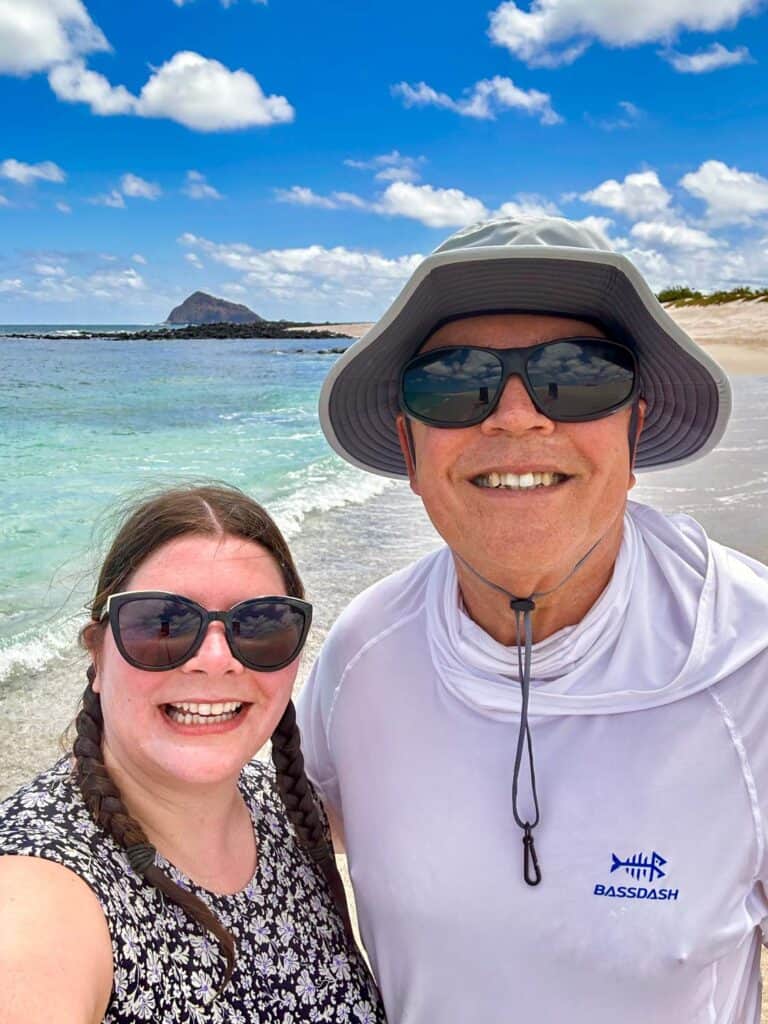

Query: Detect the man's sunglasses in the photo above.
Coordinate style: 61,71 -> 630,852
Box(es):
399,338 -> 638,428
101,591 -> 312,672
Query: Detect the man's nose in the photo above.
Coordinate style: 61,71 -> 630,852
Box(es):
479,374 -> 556,435
181,621 -> 243,674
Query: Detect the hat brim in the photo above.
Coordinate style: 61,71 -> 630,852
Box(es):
320,245 -> 732,477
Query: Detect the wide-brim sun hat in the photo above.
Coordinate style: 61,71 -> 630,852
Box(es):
319,216 -> 732,477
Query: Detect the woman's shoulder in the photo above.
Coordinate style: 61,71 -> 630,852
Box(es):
0,757 -> 128,892
0,757 -> 87,843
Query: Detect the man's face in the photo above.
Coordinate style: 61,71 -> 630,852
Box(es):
397,313 -> 641,582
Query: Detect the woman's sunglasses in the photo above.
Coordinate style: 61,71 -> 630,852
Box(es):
100,591 -> 312,672
399,338 -> 638,428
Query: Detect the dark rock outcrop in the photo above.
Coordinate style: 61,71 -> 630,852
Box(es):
166,291 -> 264,325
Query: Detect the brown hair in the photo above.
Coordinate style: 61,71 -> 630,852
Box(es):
74,483 -> 353,987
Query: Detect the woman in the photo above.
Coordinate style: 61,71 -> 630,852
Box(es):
0,484 -> 384,1023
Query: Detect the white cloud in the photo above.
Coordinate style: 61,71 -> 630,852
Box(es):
488,0 -> 760,67
274,186 -> 369,210
662,41 -> 752,72
580,170 -> 672,219
178,232 -> 424,311
330,191 -> 369,209
56,201 -> 72,213
47,50 -> 294,132
0,158 -> 66,185
0,278 -> 23,292
680,159 -> 768,225
120,173 -> 162,199
0,0 -> 109,76
375,182 -> 489,228
88,267 -> 146,294
135,51 -> 293,131
7,259 -> 159,308
275,181 -> 563,229
590,99 -> 644,131
0,194 -> 8,207
275,186 -> 339,209
612,236 -> 768,292
392,75 -> 562,126
185,252 -> 204,269
630,220 -> 718,249
89,189 -> 125,208
48,60 -> 135,114
88,173 -> 161,207
34,262 -> 66,275
572,215 -> 616,247
345,150 -> 426,183
131,253 -> 147,264
496,194 -> 562,219
183,169 -> 223,199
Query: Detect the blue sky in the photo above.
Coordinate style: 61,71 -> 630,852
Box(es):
1,0 -> 767,323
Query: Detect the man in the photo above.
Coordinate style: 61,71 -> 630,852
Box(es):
297,218 -> 768,1022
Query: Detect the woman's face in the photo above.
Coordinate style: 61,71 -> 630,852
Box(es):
91,533 -> 301,790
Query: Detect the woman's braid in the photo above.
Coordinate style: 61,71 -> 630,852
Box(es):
73,670 -> 236,987
271,701 -> 354,940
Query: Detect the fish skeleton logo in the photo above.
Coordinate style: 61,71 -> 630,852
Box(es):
593,849 -> 678,901
610,850 -> 666,882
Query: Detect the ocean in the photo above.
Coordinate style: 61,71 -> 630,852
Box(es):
1,328 -> 766,795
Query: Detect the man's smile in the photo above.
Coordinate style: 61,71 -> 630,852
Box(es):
471,470 -> 571,491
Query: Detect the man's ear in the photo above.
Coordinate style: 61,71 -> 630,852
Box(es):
395,414 -> 421,495
628,398 -> 647,489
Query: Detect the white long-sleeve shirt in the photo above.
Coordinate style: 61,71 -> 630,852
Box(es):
297,502 -> 768,1023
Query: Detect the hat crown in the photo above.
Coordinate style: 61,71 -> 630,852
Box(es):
432,216 -> 611,257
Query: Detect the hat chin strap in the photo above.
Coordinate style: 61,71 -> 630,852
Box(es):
454,530 -> 609,887
628,399 -> 641,468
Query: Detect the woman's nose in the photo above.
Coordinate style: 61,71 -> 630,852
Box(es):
181,622 -> 243,674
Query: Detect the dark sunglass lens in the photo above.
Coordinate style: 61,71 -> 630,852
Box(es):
403,348 -> 503,425
527,341 -> 635,418
231,601 -> 307,669
116,597 -> 202,668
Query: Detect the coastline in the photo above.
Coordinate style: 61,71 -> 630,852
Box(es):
306,304 -> 768,376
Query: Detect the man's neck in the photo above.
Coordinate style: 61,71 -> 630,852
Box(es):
454,513 -> 625,646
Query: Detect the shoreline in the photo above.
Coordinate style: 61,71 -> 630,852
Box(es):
305,306 -> 768,376
5,303 -> 768,375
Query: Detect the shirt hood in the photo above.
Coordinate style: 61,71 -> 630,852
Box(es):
426,501 -> 768,719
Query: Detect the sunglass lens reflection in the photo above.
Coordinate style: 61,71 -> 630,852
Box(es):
404,348 -> 503,424
527,341 -> 635,418
117,597 -> 202,668
232,602 -> 305,668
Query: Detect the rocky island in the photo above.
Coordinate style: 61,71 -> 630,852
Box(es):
166,291 -> 265,326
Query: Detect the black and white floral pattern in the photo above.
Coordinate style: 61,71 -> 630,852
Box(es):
0,758 -> 385,1023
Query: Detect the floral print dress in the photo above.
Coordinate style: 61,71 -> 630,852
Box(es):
0,758 -> 385,1023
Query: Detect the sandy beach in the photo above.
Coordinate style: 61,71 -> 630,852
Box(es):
309,301 -> 768,375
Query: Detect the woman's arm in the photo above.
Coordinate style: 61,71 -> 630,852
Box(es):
0,856 -> 113,1024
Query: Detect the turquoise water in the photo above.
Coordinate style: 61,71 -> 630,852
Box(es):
1,333 -> 394,681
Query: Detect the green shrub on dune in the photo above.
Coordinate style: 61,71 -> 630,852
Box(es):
657,285 -> 768,306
